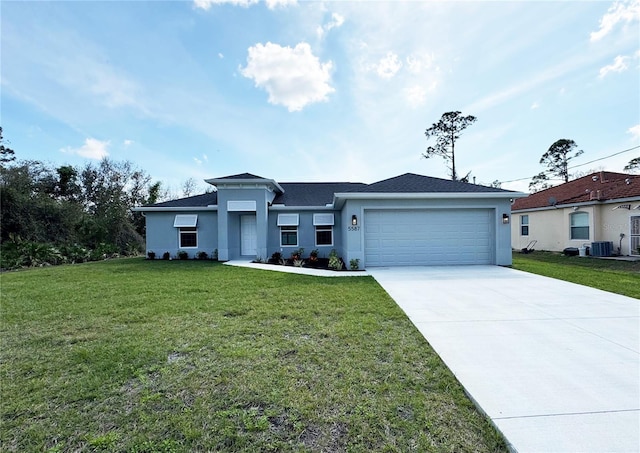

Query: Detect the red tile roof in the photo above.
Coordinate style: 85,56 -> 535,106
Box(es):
512,171 -> 640,210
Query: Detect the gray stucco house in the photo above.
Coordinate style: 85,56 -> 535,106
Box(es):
133,172 -> 523,267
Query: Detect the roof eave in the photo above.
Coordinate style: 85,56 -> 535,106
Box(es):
205,177 -> 285,194
132,206 -> 218,212
332,191 -> 526,209
512,195 -> 640,212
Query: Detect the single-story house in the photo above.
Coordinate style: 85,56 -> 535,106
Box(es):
133,172 -> 524,267
511,171 -> 640,256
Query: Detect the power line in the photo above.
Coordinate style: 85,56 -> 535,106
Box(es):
499,144 -> 640,184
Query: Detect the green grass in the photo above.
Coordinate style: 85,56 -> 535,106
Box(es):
1,259 -> 507,452
512,251 -> 640,299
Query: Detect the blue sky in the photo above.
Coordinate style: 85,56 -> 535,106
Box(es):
2,0 -> 639,195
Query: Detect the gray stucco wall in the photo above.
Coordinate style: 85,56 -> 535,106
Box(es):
216,188 -> 270,260
145,210 -> 218,259
267,210 -> 342,261
341,197 -> 514,267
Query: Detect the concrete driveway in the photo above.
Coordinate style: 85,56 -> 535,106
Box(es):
369,266 -> 639,453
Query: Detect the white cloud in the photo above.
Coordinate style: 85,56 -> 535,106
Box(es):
628,124 -> 640,139
194,0 -> 258,10
405,85 -> 427,108
194,0 -> 294,9
375,52 -> 402,79
194,157 -> 203,165
530,101 -> 540,110
405,53 -> 434,74
123,139 -> 133,146
590,0 -> 640,42
240,42 -> 334,111
598,55 -> 630,78
61,138 -> 110,160
265,0 -> 297,9
218,53 -> 224,59
317,12 -> 345,38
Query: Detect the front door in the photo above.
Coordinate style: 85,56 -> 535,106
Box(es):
631,216 -> 640,256
240,215 -> 257,256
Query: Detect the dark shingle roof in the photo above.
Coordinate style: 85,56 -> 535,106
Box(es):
512,172 -> 640,210
360,173 -> 516,193
213,173 -> 267,180
147,191 -> 218,208
141,172 -> 517,209
274,182 -> 368,206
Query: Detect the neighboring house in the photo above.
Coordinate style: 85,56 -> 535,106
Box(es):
511,171 -> 640,256
133,172 -> 524,267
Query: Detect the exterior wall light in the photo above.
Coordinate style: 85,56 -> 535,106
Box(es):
352,215 -> 358,226
502,213 -> 510,224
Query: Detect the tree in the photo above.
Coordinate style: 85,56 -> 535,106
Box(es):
528,172 -> 552,193
0,127 -> 16,166
624,157 -> 640,172
539,139 -> 583,183
423,111 -> 477,180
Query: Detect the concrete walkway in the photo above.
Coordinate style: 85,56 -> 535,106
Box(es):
223,260 -> 369,277
369,266 -> 640,452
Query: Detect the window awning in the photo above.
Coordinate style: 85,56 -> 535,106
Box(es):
277,213 -> 299,226
174,214 -> 198,227
313,213 -> 334,226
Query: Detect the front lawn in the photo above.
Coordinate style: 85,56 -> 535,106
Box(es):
512,251 -> 640,299
1,259 -> 507,452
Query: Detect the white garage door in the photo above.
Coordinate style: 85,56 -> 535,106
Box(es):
364,209 -> 494,266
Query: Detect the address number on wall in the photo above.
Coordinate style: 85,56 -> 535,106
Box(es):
348,226 -> 361,231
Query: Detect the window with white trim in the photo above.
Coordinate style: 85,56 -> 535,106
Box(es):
313,213 -> 334,246
278,214 -> 299,247
315,226 -> 333,246
520,215 -> 529,236
174,215 -> 198,248
179,227 -> 198,248
570,212 -> 589,240
280,226 -> 298,246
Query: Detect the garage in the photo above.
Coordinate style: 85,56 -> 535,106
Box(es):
364,209 -> 494,266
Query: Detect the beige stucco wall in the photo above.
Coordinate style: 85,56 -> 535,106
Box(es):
512,201 -> 640,256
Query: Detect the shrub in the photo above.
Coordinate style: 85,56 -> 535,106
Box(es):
212,249 -> 218,261
290,248 -> 304,260
177,251 -> 189,260
147,251 -> 156,260
196,251 -> 208,260
328,249 -> 343,270
60,244 -> 90,263
270,252 -> 282,263
162,252 -> 171,260
350,258 -> 360,270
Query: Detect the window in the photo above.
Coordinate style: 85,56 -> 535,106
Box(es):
179,227 -> 197,248
570,212 -> 589,240
520,215 -> 529,236
313,213 -> 334,246
315,226 -> 333,246
280,226 -> 298,246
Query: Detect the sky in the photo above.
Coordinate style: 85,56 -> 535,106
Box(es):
1,0 -> 639,196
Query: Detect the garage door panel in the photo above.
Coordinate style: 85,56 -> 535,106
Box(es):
364,209 -> 494,266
